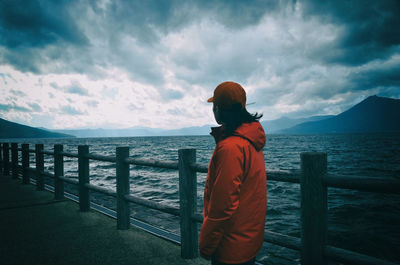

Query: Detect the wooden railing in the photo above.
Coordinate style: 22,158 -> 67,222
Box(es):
0,142 -> 399,265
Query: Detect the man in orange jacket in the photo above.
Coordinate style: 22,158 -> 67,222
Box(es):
199,81 -> 267,265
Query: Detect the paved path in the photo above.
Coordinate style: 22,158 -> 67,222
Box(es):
0,175 -> 208,265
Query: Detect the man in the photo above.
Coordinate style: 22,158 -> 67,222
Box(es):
199,81 -> 267,265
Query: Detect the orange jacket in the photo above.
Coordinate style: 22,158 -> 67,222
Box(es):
199,122 -> 267,263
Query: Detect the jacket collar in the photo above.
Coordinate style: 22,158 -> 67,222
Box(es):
210,122 -> 266,151
210,125 -> 226,144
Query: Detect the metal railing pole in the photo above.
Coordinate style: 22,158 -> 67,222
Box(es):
11,143 -> 18,179
78,145 -> 90,211
116,147 -> 130,230
178,148 -> 198,259
0,143 -> 3,175
3,143 -> 9,176
300,152 -> 328,265
35,144 -> 44,190
22,144 -> 29,184
54,144 -> 64,200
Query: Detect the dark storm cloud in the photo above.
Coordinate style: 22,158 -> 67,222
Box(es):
301,0 -> 400,66
1,0 -> 399,119
0,0 -> 281,80
0,0 -> 87,48
0,0 -> 88,73
2,0 -> 398,72
203,0 -> 281,29
104,0 -> 280,43
347,63 -> 400,92
98,0 -> 282,85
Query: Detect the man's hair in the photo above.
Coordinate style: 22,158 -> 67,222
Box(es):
219,103 -> 263,135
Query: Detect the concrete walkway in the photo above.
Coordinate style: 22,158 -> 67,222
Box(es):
0,175 -> 208,265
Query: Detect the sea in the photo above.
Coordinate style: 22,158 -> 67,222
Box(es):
7,133 -> 400,265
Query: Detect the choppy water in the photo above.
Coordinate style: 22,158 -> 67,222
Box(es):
9,133 -> 400,264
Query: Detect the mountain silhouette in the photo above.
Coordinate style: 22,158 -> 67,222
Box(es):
261,115 -> 334,134
0,118 -> 73,139
280,95 -> 400,134
1,95 -> 398,138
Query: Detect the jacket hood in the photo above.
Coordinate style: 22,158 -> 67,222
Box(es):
211,122 -> 266,151
234,122 -> 266,151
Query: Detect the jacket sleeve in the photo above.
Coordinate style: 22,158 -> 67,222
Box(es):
199,142 -> 244,257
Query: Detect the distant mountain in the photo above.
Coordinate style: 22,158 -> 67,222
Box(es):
56,115 -> 336,138
0,118 -> 74,139
4,95 -> 395,138
261,115 -> 334,134
55,125 -> 214,137
54,128 -> 148,138
280,96 -> 400,134
157,125 -> 212,136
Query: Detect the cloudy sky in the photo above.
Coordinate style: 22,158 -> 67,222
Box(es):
0,0 -> 399,130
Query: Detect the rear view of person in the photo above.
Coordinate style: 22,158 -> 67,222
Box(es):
199,81 -> 267,265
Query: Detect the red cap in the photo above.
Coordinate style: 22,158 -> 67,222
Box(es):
207,81 -> 246,110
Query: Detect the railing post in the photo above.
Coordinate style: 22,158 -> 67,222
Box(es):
3,143 -> 10,176
35,144 -> 44,190
11,143 -> 18,179
116,147 -> 130,230
0,143 -> 3,175
78,145 -> 90,211
300,152 -> 327,265
22,144 -> 30,184
178,148 -> 198,259
54,144 -> 64,200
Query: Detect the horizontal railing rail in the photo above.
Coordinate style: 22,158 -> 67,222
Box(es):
0,142 -> 398,265
86,183 -> 117,197
85,153 -> 115,162
58,175 -> 79,185
42,171 -> 54,178
324,174 -> 400,194
264,230 -> 301,251
125,157 -> 178,169
189,162 -> 208,173
125,194 -> 180,216
40,150 -> 55,156
59,151 -> 79,158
